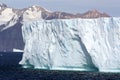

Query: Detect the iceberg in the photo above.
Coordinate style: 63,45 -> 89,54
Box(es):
20,17 -> 120,72
13,48 -> 23,52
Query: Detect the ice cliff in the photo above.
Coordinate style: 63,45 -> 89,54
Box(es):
20,17 -> 120,72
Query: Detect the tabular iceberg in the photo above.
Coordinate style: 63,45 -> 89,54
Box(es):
20,17 -> 120,72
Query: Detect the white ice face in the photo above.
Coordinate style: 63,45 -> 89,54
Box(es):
20,17 -> 120,72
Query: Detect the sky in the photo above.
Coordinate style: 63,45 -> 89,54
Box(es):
0,0 -> 120,17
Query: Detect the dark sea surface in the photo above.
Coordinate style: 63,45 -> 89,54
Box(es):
0,52 -> 120,80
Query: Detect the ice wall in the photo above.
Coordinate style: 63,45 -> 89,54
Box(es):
20,18 -> 120,72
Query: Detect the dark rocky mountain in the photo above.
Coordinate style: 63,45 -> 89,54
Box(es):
44,10 -> 110,19
0,3 -> 110,52
79,10 -> 110,18
0,21 -> 24,52
44,12 -> 77,19
0,3 -> 7,9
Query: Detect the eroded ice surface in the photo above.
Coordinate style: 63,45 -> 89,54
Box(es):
20,17 -> 120,72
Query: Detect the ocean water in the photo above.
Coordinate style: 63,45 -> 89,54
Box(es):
0,52 -> 120,80
0,52 -> 23,66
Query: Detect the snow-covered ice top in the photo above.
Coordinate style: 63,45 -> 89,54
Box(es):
0,7 -> 19,31
20,17 -> 120,72
22,5 -> 52,22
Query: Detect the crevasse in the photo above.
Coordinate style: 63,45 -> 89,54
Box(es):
20,17 -> 120,72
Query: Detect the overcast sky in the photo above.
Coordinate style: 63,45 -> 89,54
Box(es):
0,0 -> 120,16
